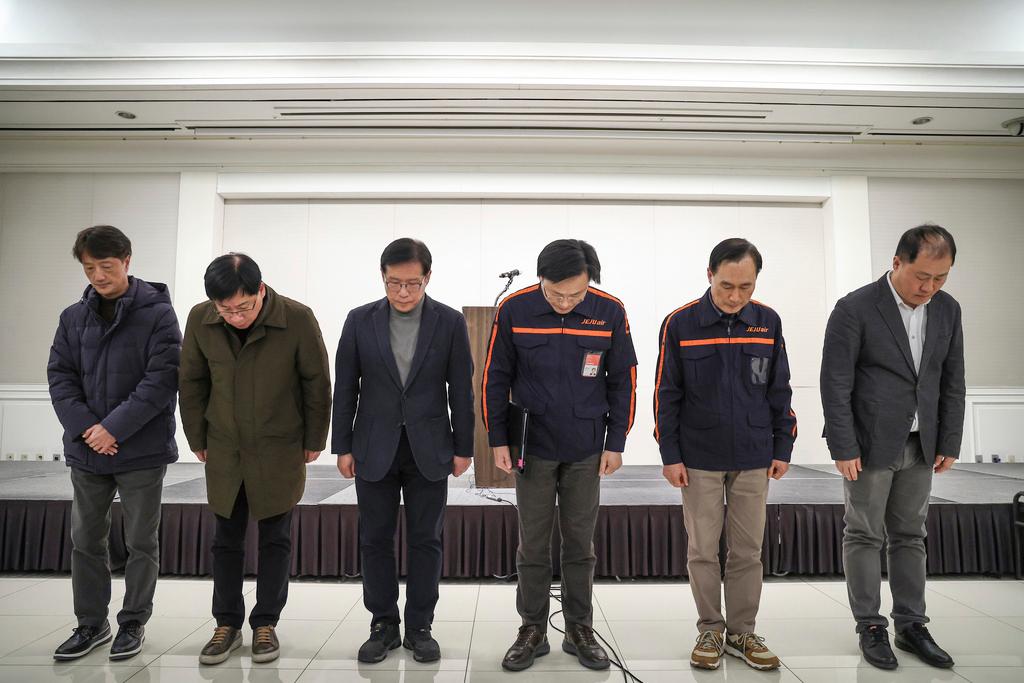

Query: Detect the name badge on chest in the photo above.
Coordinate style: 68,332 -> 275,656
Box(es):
581,350 -> 603,377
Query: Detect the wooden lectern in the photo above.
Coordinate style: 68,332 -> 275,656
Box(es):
462,306 -> 516,488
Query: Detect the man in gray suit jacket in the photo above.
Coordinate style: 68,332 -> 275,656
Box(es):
821,224 -> 965,671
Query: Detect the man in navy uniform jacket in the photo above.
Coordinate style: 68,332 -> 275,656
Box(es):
483,239 -> 638,672
654,238 -> 796,672
48,225 -> 181,663
332,238 -> 475,665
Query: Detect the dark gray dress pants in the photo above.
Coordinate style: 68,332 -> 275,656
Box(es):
70,465 -> 166,628
514,451 -> 601,631
842,433 -> 933,633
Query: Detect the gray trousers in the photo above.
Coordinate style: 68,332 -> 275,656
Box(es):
514,452 -> 601,631
842,433 -> 932,633
70,465 -> 166,628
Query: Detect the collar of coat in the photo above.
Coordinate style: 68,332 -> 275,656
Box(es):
697,287 -> 759,328
200,283 -> 287,329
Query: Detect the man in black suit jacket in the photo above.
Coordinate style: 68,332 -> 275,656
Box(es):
332,238 -> 475,665
821,224 -> 965,671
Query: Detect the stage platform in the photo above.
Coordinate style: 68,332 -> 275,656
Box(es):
0,462 -> 1020,578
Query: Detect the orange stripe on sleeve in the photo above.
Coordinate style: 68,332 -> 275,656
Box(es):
626,365 -> 637,435
653,299 -> 700,442
481,284 -> 539,432
587,287 -> 631,334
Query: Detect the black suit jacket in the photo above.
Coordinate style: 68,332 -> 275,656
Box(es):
331,295 -> 476,482
820,274 -> 966,467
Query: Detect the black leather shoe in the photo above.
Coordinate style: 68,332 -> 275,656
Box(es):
109,621 -> 145,661
895,623 -> 955,669
54,622 -> 112,661
562,623 -> 610,670
358,621 -> 401,664
403,627 -> 441,663
501,625 -> 550,672
859,625 -> 898,670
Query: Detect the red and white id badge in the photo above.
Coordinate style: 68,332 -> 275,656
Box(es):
581,350 -> 603,377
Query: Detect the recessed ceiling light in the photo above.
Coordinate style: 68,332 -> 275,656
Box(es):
116,111 -> 137,120
912,116 -> 933,125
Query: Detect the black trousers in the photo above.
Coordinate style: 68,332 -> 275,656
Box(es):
355,430 -> 448,630
211,483 -> 293,629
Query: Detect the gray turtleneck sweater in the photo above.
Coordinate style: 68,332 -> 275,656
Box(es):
389,297 -> 424,386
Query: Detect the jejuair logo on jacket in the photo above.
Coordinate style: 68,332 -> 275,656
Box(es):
580,319 -> 606,326
746,326 -> 769,333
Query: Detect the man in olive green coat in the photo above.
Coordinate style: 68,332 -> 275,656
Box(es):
179,253 -> 331,666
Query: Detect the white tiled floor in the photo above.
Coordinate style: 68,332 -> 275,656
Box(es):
0,575 -> 1021,682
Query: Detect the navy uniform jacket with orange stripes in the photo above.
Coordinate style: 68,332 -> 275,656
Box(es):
654,289 -> 797,471
482,284 -> 638,463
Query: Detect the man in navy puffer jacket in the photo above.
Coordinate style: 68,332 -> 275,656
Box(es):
47,225 -> 181,663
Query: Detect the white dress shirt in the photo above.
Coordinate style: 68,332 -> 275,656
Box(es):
886,271 -> 928,432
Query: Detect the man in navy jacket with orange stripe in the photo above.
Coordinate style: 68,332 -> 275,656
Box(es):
654,238 -> 796,672
483,239 -> 637,672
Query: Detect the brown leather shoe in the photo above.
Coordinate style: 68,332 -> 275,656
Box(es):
199,626 -> 242,665
501,625 -> 550,672
251,626 -> 280,663
562,624 -> 609,670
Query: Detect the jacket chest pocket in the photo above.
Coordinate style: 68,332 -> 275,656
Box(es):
742,344 -> 773,389
512,332 -> 552,375
680,344 -> 720,387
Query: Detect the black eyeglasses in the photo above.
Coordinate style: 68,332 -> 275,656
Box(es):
215,299 -> 258,318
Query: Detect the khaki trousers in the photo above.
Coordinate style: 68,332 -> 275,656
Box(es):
681,467 -> 769,634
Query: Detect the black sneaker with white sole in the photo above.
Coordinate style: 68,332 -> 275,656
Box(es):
54,622 -> 113,661
109,621 -> 145,661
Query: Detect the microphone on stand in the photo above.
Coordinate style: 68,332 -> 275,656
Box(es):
494,269 -> 521,307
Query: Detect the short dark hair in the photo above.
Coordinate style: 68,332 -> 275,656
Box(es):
72,225 -> 132,262
709,238 -> 763,274
536,239 -> 601,284
380,238 -> 432,275
895,224 -> 957,266
204,253 -> 262,301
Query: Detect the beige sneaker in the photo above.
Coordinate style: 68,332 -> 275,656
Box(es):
690,630 -> 725,669
725,632 -> 780,670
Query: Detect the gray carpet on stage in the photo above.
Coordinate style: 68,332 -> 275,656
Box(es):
1,462 -> 1020,506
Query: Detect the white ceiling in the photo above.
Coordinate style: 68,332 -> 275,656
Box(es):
1,0 -> 1023,53
0,1 -> 1022,148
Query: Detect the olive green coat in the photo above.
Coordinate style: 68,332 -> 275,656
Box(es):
179,285 -> 331,520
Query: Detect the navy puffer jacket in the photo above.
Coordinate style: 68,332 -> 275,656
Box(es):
48,276 -> 181,473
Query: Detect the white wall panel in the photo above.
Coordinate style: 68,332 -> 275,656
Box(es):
394,201 -> 483,312
867,178 -> 1024,386
221,200 -> 310,303
0,173 -> 179,384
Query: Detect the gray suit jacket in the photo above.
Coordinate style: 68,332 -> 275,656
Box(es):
820,274 -> 966,468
